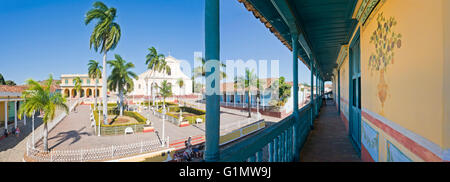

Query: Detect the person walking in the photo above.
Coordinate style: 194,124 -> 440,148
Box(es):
15,127 -> 20,138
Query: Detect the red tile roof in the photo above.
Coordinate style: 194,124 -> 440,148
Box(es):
0,85 -> 28,93
0,80 -> 61,94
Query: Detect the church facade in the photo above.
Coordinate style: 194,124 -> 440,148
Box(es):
131,55 -> 193,97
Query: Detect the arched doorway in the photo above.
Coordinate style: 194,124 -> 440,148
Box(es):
96,89 -> 100,97
71,89 -> 77,98
151,83 -> 159,96
64,89 -> 70,98
87,89 -> 92,97
80,89 -> 85,98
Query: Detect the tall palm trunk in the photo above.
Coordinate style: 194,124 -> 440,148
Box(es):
102,52 -> 108,125
94,78 -> 98,110
247,90 -> 251,118
43,122 -> 48,151
119,88 -> 123,116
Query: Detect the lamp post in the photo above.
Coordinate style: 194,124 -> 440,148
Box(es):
162,103 -> 166,147
98,108 -> 101,136
145,76 -> 150,121
152,86 -> 156,115
256,96 -> 261,120
32,110 -> 35,149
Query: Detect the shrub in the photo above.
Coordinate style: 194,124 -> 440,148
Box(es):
93,110 -> 148,127
156,106 -> 206,124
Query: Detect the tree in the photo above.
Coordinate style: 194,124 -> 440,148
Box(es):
88,60 -> 102,110
145,47 -> 170,102
19,75 -> 69,151
176,78 -> 184,96
5,80 -> 16,86
107,54 -> 138,117
0,74 -> 6,85
85,1 -> 121,125
158,80 -> 172,107
193,57 -> 226,100
73,77 -> 82,98
269,77 -> 291,107
238,69 -> 258,118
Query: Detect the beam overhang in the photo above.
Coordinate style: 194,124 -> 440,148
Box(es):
270,0 -> 316,69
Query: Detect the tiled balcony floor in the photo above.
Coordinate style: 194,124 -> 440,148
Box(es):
299,100 -> 360,162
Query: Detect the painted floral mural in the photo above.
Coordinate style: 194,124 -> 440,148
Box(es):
368,12 -> 402,115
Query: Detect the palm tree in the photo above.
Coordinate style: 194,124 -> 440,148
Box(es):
19,75 -> 69,151
73,77 -> 82,99
238,69 -> 258,118
0,73 -> 5,85
158,80 -> 172,107
85,1 -> 121,126
88,60 -> 102,110
176,78 -> 184,96
193,57 -> 226,101
107,54 -> 138,117
145,47 -> 171,103
146,47 -> 171,76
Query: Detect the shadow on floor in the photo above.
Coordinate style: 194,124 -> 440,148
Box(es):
47,127 -> 91,150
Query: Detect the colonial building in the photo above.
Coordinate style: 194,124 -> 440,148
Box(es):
60,74 -> 103,98
131,55 -> 193,97
0,85 -> 26,133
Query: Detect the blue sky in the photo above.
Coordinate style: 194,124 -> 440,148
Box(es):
0,0 -> 312,85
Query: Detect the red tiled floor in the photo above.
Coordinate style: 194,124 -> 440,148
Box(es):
299,100 -> 360,162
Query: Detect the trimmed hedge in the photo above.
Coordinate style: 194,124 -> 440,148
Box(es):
157,106 -> 206,125
141,101 -> 176,107
93,110 -> 147,127
92,110 -> 148,136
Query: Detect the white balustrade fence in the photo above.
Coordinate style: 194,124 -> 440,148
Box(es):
26,137 -> 169,162
220,117 -> 261,133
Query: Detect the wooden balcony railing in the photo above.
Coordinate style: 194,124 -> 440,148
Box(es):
218,96 -> 322,162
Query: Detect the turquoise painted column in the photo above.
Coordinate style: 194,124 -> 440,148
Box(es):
292,34 -> 299,116
310,62 -> 314,129
315,69 -> 318,116
338,70 -> 341,114
291,33 -> 299,161
204,0 -> 220,162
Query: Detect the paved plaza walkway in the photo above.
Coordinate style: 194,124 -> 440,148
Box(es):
0,99 -> 287,161
0,115 -> 43,162
299,100 -> 360,162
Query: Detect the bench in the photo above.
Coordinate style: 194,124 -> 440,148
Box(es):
195,118 -> 203,124
124,127 -> 134,134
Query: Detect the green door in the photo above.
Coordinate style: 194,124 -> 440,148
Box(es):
349,32 -> 361,153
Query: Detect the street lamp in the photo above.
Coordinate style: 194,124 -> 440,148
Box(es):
98,108 -> 101,136
162,102 -> 166,147
32,110 -> 35,149
152,86 -> 156,115
145,76 -> 150,122
256,96 -> 261,120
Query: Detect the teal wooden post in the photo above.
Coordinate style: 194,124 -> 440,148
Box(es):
310,61 -> 314,129
274,137 -> 278,161
315,70 -> 318,116
268,141 -> 274,162
291,33 -> 300,161
204,0 -> 220,162
338,70 -> 341,114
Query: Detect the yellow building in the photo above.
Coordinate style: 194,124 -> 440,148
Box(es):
0,85 -> 25,133
199,0 -> 449,162
332,0 -> 450,162
60,74 -> 103,98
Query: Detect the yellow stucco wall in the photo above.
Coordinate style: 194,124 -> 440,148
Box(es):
360,0 -> 446,148
443,0 -> 450,150
0,101 -> 5,123
339,53 -> 350,119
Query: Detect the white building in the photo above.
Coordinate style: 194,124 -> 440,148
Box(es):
131,55 -> 192,97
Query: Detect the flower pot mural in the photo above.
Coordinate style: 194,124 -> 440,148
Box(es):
368,13 -> 402,115
377,69 -> 388,113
